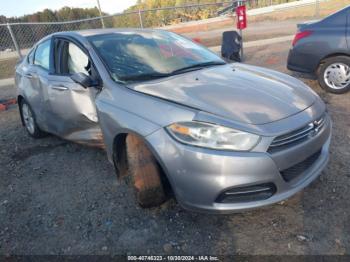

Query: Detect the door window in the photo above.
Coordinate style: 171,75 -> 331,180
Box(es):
34,39 -> 51,70
67,42 -> 90,75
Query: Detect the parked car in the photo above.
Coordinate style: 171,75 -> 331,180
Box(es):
287,6 -> 350,94
15,29 -> 331,213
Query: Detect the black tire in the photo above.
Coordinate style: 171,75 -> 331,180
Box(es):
318,56 -> 350,94
19,100 -> 47,138
125,134 -> 166,208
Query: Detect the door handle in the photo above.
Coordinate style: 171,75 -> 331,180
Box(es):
52,85 -> 68,91
24,73 -> 34,79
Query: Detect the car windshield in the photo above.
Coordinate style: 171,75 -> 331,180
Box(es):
88,31 -> 225,82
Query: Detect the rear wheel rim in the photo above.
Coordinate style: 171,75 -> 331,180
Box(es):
324,62 -> 350,90
22,103 -> 35,134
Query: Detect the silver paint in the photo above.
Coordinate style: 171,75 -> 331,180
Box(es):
15,29 -> 332,213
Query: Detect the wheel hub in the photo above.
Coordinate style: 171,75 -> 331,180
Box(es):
324,62 -> 350,90
22,104 -> 35,134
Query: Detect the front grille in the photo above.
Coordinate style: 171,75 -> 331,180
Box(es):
268,114 -> 326,152
280,150 -> 322,182
215,183 -> 276,203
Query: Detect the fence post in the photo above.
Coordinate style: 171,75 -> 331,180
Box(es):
96,0 -> 105,28
315,0 -> 320,18
6,23 -> 22,58
138,9 -> 144,28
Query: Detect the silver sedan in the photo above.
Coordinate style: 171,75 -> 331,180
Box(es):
15,29 -> 331,213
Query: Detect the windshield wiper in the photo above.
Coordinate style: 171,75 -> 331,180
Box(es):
169,61 -> 226,75
117,61 -> 226,82
118,73 -> 171,81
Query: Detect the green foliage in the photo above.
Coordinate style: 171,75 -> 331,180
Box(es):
1,0 -> 297,28
4,6 -> 103,23
113,0 -> 298,28
113,0 -> 223,28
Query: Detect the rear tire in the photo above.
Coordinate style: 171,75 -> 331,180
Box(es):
126,134 -> 166,208
19,100 -> 47,138
318,56 -> 350,94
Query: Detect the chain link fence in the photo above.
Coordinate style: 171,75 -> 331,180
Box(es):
0,0 -> 337,64
0,0 -> 299,61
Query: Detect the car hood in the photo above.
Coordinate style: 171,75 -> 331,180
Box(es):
128,63 -> 317,125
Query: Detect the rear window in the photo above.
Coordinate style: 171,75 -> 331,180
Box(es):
321,6 -> 349,26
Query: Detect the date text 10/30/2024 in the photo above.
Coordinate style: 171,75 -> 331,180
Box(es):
127,255 -> 220,261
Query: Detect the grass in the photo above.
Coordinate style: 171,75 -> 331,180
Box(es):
169,0 -> 348,35
249,0 -> 349,22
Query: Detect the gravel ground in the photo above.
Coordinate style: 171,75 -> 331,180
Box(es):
0,41 -> 349,256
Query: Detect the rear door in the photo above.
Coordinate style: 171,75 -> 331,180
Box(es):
22,39 -> 52,130
46,37 -> 103,146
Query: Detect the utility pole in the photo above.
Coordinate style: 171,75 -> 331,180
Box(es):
315,0 -> 320,18
7,23 -> 22,58
240,27 -> 243,61
138,9 -> 144,28
96,0 -> 106,28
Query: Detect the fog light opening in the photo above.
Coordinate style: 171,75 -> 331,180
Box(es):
215,183 -> 276,203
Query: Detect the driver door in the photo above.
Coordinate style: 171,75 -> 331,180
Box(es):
46,37 -> 103,146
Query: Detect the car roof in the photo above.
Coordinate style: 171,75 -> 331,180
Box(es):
33,28 -> 169,50
52,28 -> 165,38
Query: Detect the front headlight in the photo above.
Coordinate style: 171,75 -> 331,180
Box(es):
166,121 -> 260,151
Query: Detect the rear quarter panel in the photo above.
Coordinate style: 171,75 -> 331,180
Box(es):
16,60 -> 47,126
290,7 -> 350,73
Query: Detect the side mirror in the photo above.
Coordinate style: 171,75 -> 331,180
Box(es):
71,73 -> 98,88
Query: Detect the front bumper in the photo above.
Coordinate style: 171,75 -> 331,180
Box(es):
146,114 -> 332,214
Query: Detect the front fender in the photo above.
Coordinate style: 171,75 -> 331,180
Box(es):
95,82 -> 197,162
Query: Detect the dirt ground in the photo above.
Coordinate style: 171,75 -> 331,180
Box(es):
0,59 -> 17,80
0,41 -> 349,256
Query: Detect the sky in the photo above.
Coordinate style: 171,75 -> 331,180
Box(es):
0,0 -> 137,17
